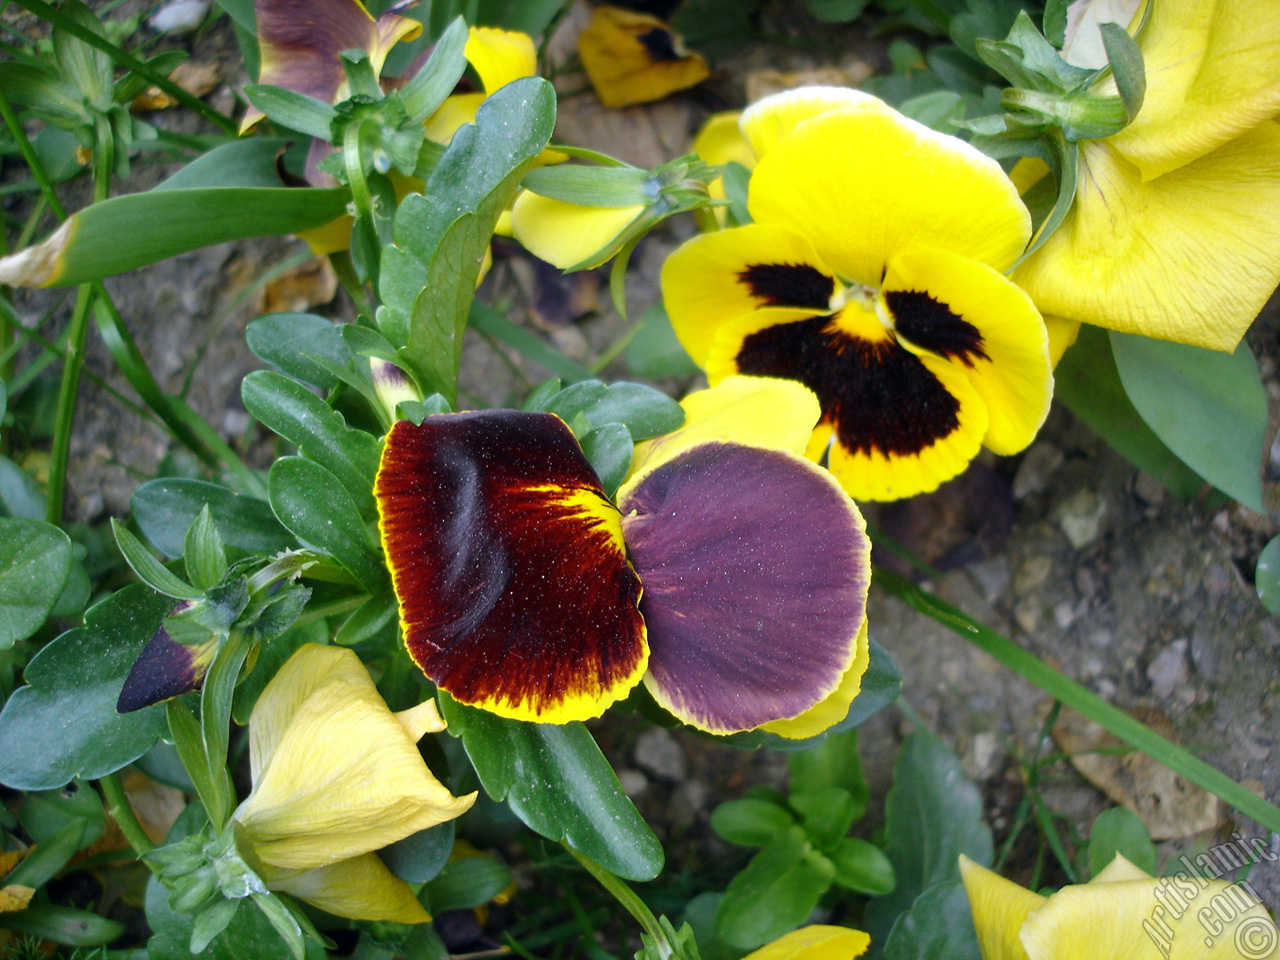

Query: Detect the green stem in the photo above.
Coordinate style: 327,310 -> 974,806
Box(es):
9,0 -> 238,136
99,771 -> 157,864
343,121 -> 381,289
875,567 -> 1280,834
200,628 -> 252,829
329,250 -> 372,316
566,847 -> 668,952
45,283 -> 92,525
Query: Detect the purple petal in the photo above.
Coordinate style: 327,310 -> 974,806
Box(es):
620,441 -> 869,733
117,602 -> 216,713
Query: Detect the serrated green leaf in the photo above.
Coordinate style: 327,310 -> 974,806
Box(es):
1087,807 -> 1156,877
133,479 -> 296,560
882,881 -> 980,960
862,732 -> 992,949
716,826 -> 834,949
439,695 -> 663,881
0,583 -> 171,789
242,371 -> 381,517
267,457 -> 384,591
0,518 -> 73,647
709,798 -> 795,847
1110,331 -> 1266,512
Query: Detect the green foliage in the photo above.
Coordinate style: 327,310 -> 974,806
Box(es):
881,881 -> 980,960
1257,537 -> 1280,616
1087,807 -> 1157,877
0,517 -> 72,646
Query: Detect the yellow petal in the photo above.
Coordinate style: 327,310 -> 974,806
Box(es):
741,925 -> 871,960
236,644 -> 475,871
1104,0 -> 1280,180
394,697 -> 446,740
466,26 -> 537,95
264,853 -> 431,924
661,222 -> 838,367
576,5 -> 710,109
617,375 -> 822,505
1020,875 -> 1277,960
422,91 -> 484,145
510,191 -> 644,269
760,618 -> 870,739
959,855 -> 1045,960
1044,315 -> 1081,368
1012,129 -> 1280,352
739,85 -> 894,160
0,885 -> 34,913
693,111 -> 755,169
883,248 -> 1052,455
748,109 -> 1031,288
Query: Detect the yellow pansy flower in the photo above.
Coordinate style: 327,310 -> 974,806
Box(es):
742,925 -> 871,960
232,644 -> 475,923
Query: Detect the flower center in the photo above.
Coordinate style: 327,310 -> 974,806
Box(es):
828,282 -> 893,343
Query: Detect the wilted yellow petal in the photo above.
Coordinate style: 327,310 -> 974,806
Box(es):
264,853 -> 431,924
959,855 -> 1045,960
236,644 -> 475,871
0,217 -> 73,288
1104,0 -> 1280,180
0,885 -> 34,913
577,5 -> 709,109
510,191 -> 644,269
741,925 -> 871,960
1012,129 -> 1280,352
761,619 -> 870,739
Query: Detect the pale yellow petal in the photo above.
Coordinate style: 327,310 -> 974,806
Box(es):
693,111 -> 756,169
1105,0 -> 1280,180
510,191 -> 643,269
760,619 -> 870,739
265,853 -> 431,924
1020,876 -> 1277,960
1044,315 -> 1081,368
749,109 -> 1031,288
617,375 -> 821,506
466,26 -> 537,95
739,86 -> 894,160
959,855 -> 1045,960
394,697 -> 446,740
1012,130 -> 1280,352
741,925 -> 871,960
422,91 -> 484,145
0,885 -> 34,913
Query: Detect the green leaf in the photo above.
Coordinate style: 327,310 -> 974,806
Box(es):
267,457 -> 385,591
829,836 -> 895,895
710,798 -> 795,847
242,371 -> 381,518
626,303 -> 700,379
787,727 -> 868,814
185,506 -> 229,591
882,881 -> 981,960
1257,536 -> 1280,616
156,138 -> 302,190
1110,331 -> 1267,511
806,0 -> 872,23
2,187 -> 349,289
862,732 -> 993,949
400,17 -> 469,123
381,820 -> 455,884
0,455 -> 47,520
334,591 -> 397,646
439,695 -> 663,881
1,904 -> 126,947
112,519 -> 202,600
715,826 -> 834,949
579,423 -> 632,498
1054,325 -> 1204,499
379,77 -> 555,397
792,786 -> 858,851
424,854 -> 514,913
17,779 -> 104,848
0,518 -> 73,647
242,85 -> 337,139
3,821 -> 86,888
543,379 -> 684,440
246,314 -> 354,393
1087,807 -> 1156,877
0,583 -> 171,789
133,479 -> 296,560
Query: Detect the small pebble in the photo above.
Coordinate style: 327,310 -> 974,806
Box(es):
149,0 -> 209,34
1146,638 -> 1188,699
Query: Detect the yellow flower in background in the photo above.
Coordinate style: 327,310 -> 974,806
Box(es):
232,644 -> 475,923
1012,0 -> 1280,353
662,87 -> 1052,502
742,925 -> 871,960
960,854 -> 1279,960
577,5 -> 710,109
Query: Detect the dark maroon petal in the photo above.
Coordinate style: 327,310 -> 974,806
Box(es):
619,441 -> 869,733
376,412 -> 647,723
255,0 -> 377,104
117,603 -> 214,713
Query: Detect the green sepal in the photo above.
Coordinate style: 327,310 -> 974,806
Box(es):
400,17 -> 468,122
112,519 -> 202,600
1099,21 -> 1145,120
184,506 -> 229,592
242,84 -> 337,140
521,164 -> 659,208
438,693 -> 664,881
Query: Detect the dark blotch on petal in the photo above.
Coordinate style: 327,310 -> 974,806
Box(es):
256,0 -> 376,104
636,26 -> 681,62
738,263 -> 834,310
621,442 -> 868,733
885,290 -> 989,367
376,412 -> 646,720
117,603 -> 208,713
735,316 -> 961,457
